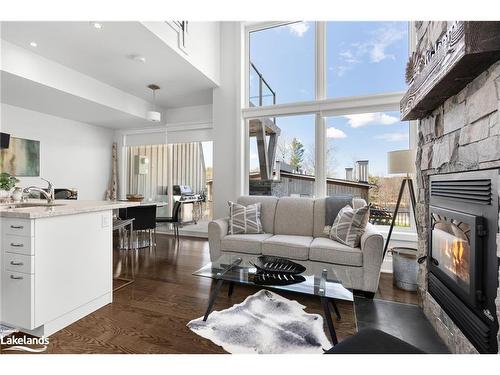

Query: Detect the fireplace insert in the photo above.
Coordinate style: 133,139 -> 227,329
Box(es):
429,206 -> 485,308
428,170 -> 498,353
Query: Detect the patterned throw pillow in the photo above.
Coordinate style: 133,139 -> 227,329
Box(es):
228,201 -> 264,235
329,204 -> 370,248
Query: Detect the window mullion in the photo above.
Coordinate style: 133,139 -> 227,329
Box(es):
315,21 -> 326,198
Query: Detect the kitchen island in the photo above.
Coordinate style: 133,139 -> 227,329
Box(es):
0,200 -> 139,337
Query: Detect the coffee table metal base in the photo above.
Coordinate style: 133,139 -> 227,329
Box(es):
202,279 -> 341,345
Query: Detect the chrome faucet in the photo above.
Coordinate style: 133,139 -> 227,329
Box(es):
23,178 -> 55,204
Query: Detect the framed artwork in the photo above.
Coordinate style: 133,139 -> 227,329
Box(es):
0,137 -> 40,176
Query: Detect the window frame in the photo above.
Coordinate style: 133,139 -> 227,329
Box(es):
243,21 -> 416,232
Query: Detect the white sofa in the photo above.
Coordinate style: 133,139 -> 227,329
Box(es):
208,195 -> 385,296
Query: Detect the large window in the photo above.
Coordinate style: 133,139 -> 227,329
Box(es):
126,141 -> 213,222
249,115 -> 315,197
245,21 -> 412,225
325,111 -> 409,178
327,22 -> 408,98
249,22 -> 315,106
325,111 -> 411,227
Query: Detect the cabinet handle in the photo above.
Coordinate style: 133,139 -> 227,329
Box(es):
10,225 -> 24,229
10,275 -> 24,280
10,261 -> 24,266
10,243 -> 24,247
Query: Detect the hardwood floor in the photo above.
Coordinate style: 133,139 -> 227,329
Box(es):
1,234 -> 417,354
376,272 -> 419,305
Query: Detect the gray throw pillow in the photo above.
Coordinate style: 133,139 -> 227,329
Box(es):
228,201 -> 264,235
329,204 -> 370,248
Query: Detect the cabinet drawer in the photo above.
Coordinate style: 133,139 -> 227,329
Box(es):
4,252 -> 34,274
3,235 -> 35,255
2,271 -> 35,329
3,219 -> 33,237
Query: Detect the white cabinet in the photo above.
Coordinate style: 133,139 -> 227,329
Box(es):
2,271 -> 35,329
3,234 -> 35,255
1,211 -> 113,335
3,219 -> 34,237
5,252 -> 34,274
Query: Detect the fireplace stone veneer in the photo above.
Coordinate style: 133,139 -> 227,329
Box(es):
415,21 -> 500,353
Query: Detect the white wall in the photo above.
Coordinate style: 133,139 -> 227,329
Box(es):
1,104 -> 114,200
142,22 -> 221,86
165,104 -> 212,125
212,22 -> 244,218
165,104 -> 213,144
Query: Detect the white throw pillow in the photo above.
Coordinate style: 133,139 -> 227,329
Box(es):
228,201 -> 264,235
329,204 -> 370,248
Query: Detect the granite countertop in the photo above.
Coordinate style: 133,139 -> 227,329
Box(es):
0,200 -> 140,219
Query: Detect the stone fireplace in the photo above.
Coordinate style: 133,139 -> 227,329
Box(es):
412,21 -> 500,353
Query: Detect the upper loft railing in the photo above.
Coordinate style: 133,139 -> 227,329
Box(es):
249,62 -> 276,107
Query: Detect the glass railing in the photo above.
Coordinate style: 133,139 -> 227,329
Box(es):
249,62 -> 276,107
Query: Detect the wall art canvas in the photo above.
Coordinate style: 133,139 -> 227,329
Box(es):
0,137 -> 40,176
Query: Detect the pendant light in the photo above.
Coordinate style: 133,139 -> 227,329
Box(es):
147,84 -> 161,122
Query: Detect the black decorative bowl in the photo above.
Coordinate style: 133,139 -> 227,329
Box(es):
250,255 -> 306,275
253,272 -> 306,286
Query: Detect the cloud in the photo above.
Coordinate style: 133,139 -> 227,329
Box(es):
331,64 -> 353,77
339,50 -> 359,64
344,113 -> 399,128
288,22 -> 310,37
368,24 -> 405,63
250,152 -> 259,160
334,22 -> 406,77
326,127 -> 347,139
375,132 -> 409,142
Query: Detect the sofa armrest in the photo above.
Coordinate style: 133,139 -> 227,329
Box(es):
208,218 -> 229,261
360,223 -> 385,292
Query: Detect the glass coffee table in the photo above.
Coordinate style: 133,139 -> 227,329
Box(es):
193,254 -> 354,345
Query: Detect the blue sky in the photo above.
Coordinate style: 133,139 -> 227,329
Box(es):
249,21 -> 409,177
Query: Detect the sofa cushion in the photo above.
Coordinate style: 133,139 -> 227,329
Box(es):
262,235 -> 313,260
237,196 -> 278,234
274,197 -> 314,236
313,198 -> 328,238
221,233 -> 273,254
309,237 -> 363,267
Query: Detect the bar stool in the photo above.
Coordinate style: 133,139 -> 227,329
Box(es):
112,217 -> 135,292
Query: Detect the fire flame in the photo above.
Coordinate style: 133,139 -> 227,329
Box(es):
445,239 -> 464,265
442,237 -> 468,281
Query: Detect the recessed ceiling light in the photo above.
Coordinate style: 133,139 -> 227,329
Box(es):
129,54 -> 147,63
90,22 -> 102,29
29,41 -> 37,47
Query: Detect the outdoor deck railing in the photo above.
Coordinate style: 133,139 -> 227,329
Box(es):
249,62 -> 276,107
370,207 -> 411,227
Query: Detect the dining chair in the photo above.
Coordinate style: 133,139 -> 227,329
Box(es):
119,205 -> 157,250
156,200 -> 182,242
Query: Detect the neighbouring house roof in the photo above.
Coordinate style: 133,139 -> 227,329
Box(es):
249,171 -> 374,189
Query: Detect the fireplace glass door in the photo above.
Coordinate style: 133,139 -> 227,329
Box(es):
432,215 -> 470,288
430,207 -> 481,301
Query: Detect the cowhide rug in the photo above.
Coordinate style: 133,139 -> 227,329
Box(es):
187,289 -> 332,354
